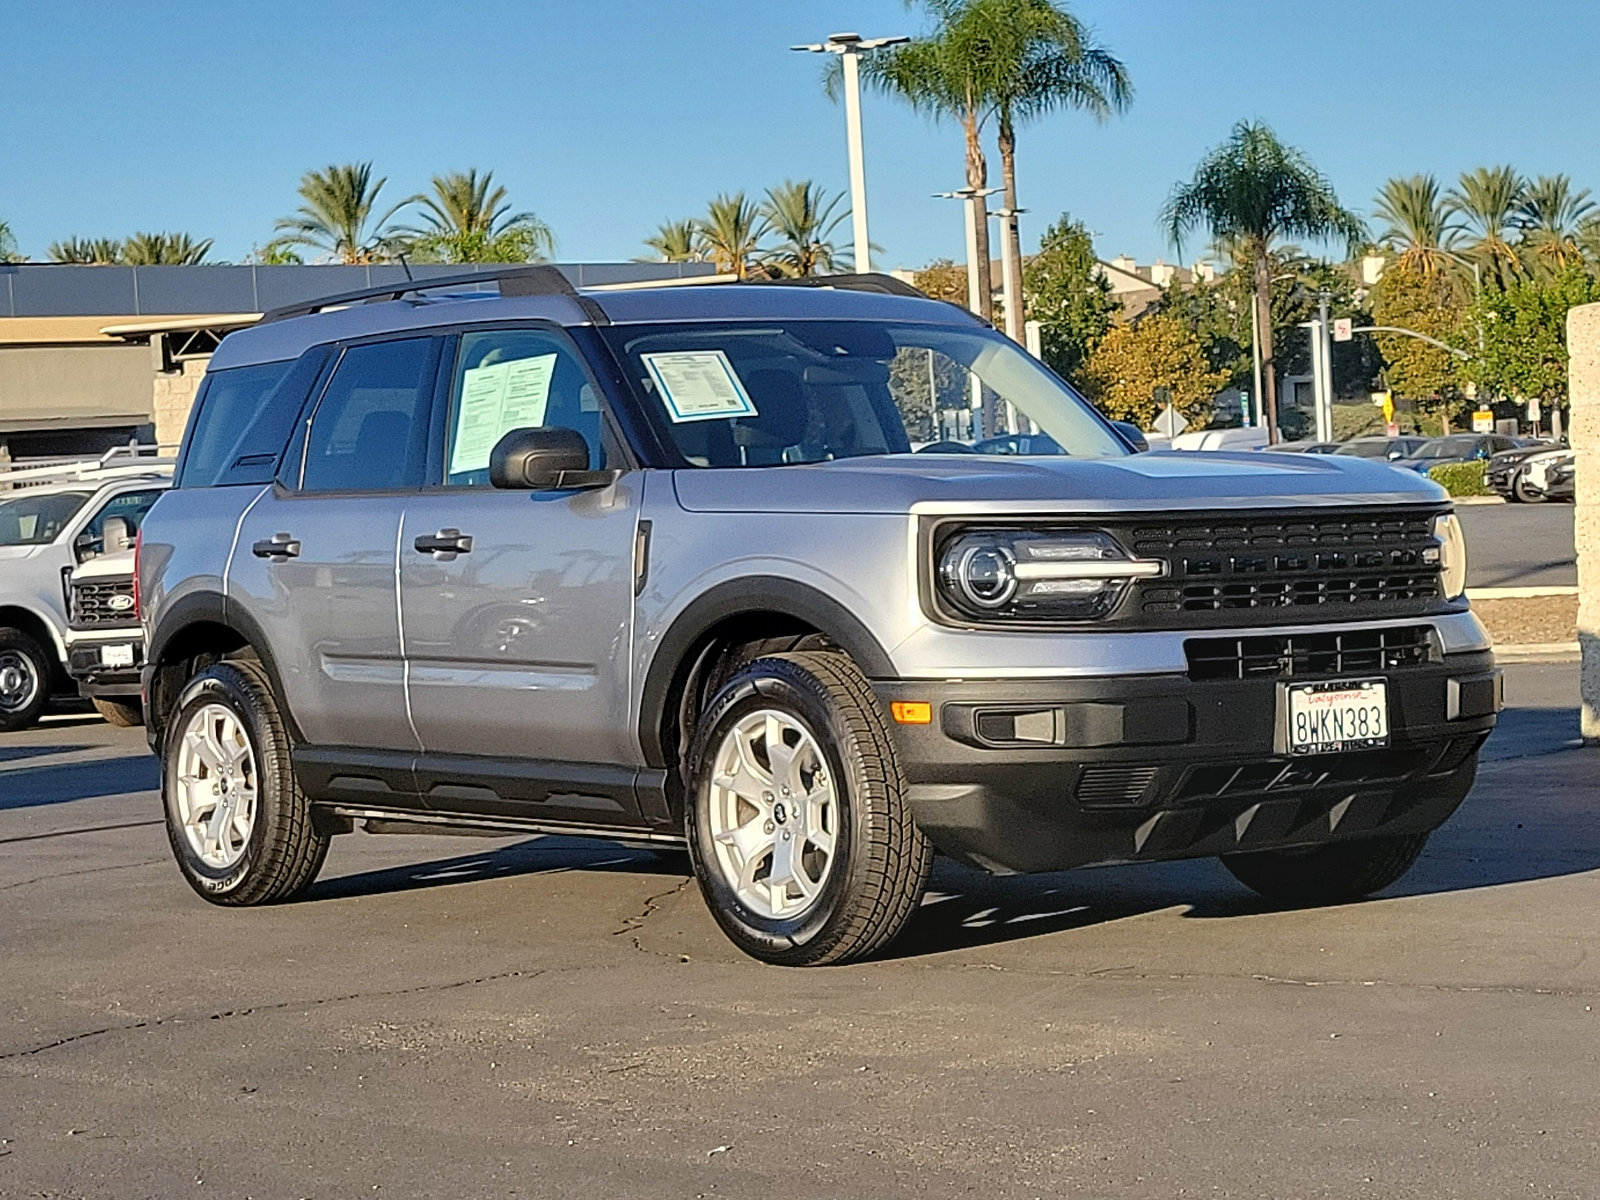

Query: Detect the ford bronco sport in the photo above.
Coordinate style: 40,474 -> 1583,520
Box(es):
138,267 -> 1499,965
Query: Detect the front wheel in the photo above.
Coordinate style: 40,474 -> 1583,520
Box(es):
162,660 -> 328,905
0,628 -> 52,733
685,650 -> 932,966
1512,476 -> 1544,503
1221,832 -> 1430,906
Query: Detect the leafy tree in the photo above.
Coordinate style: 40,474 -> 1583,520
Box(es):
1517,174 -> 1594,272
641,219 -> 704,263
1371,263 -> 1469,430
272,162 -> 411,264
1373,174 -> 1465,281
1468,265 -> 1600,417
1020,213 -> 1116,382
760,180 -> 849,277
398,169 -> 553,264
0,219 -> 19,263
1446,165 -> 1526,288
696,192 -> 766,279
49,236 -> 122,263
1162,121 -> 1366,439
913,258 -> 968,304
246,242 -> 304,265
1078,310 -> 1228,427
121,231 -> 213,265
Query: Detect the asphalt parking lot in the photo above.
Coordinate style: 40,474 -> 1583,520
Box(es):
1457,502 -> 1576,589
1,664 -> 1595,1199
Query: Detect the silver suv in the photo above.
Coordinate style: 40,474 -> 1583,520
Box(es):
138,268 -> 1500,965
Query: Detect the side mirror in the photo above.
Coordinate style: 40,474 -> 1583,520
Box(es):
1387,450 -> 1403,460
489,427 -> 613,491
1111,420 -> 1149,453
73,531 -> 100,560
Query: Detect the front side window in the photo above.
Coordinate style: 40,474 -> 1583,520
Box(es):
600,320 -> 1127,467
443,328 -> 605,487
299,338 -> 438,492
78,488 -> 164,556
0,490 -> 91,546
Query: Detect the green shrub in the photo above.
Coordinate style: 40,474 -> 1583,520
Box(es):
1426,460 -> 1491,497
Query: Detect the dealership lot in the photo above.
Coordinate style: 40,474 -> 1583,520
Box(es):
1,664 -> 1595,1199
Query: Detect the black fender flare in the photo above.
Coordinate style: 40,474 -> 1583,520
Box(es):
636,576 -> 898,768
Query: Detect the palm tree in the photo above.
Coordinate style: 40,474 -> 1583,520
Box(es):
1162,121 -> 1366,440
0,219 -> 19,263
696,193 -> 766,279
1445,165 -> 1526,287
398,169 -> 553,264
1373,174 -> 1464,277
272,162 -> 411,264
1517,174 -> 1595,270
640,219 -> 704,263
760,180 -> 850,276
121,231 -> 213,265
48,236 -> 122,264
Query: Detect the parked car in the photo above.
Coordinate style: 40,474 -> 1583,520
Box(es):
1333,436 -> 1428,462
1391,434 -> 1529,473
137,266 -> 1499,966
63,547 -> 145,725
0,456 -> 169,731
1170,426 -> 1271,451
1486,442 -> 1567,501
1518,448 -> 1576,502
1260,440 -> 1341,454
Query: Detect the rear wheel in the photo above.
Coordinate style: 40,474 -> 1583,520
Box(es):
0,628 -> 52,734
685,650 -> 932,966
1221,832 -> 1430,906
92,696 -> 144,728
162,660 -> 328,905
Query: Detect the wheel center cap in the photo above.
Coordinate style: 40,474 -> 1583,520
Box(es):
773,801 -> 788,824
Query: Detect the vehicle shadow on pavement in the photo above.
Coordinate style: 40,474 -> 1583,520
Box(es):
0,754 -> 160,810
0,743 -> 93,764
305,836 -> 678,901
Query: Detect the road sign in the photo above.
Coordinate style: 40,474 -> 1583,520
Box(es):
1527,396 -> 1541,423
1152,404 -> 1187,439
1385,422 -> 1401,436
1371,390 -> 1390,408
1332,317 -> 1353,342
1472,410 -> 1495,433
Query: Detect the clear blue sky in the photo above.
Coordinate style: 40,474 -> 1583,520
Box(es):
4,0 -> 1598,269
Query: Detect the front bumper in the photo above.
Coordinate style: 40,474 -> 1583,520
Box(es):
874,650 -> 1500,875
66,635 -> 145,699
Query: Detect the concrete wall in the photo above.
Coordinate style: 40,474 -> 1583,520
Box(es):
1568,303 -> 1599,741
152,355 -> 209,447
0,342 -> 152,425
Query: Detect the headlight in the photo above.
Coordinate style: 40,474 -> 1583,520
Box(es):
1432,512 -> 1467,600
936,529 -> 1161,621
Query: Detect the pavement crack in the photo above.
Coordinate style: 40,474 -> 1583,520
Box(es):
613,877 -> 694,953
0,967 -> 550,1063
0,819 -> 164,846
0,858 -> 165,893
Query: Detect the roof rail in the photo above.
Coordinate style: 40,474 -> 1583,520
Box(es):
258,264 -> 611,326
753,272 -> 928,299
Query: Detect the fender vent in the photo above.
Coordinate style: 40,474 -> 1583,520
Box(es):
1076,765 -> 1159,809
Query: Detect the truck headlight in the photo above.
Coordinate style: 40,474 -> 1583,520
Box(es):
936,530 -> 1161,621
1432,512 -> 1467,600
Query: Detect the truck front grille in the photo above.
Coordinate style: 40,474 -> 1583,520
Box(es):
70,579 -> 138,628
1184,625 -> 1439,682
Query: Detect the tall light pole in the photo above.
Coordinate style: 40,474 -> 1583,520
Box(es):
792,32 -> 908,274
937,187 -> 1001,435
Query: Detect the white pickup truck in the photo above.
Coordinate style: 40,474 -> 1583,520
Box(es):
0,454 -> 170,731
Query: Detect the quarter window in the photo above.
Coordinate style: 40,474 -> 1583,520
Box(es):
300,338 -> 439,492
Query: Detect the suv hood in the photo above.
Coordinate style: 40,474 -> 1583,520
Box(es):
672,450 -> 1448,514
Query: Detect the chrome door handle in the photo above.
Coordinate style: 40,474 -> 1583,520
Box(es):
251,533 -> 300,560
414,528 -> 473,558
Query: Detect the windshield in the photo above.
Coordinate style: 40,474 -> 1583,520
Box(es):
0,490 -> 91,547
1414,436 -> 1479,459
600,320 -> 1128,467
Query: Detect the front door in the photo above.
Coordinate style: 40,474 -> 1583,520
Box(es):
397,326 -> 643,823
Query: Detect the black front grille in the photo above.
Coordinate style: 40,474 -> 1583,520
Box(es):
1185,625 -> 1439,682
1076,765 -> 1160,809
70,579 -> 138,628
1127,509 -> 1446,628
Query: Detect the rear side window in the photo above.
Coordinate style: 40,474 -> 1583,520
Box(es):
298,338 -> 439,492
177,356 -> 318,488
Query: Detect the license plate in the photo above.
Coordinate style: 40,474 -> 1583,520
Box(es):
1285,679 -> 1389,755
100,644 -> 136,668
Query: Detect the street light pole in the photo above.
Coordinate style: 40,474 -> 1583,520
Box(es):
793,32 -> 909,275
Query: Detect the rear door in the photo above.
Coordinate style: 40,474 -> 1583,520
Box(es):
229,335 -> 443,757
396,325 -> 644,824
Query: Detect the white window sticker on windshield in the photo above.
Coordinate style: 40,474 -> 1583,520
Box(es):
449,353 -> 557,475
641,350 -> 758,423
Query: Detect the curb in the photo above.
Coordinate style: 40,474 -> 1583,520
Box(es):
1494,642 -> 1582,663
1468,586 -> 1579,600
1453,496 -> 1507,505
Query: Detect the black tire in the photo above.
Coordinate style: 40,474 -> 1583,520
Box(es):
1221,832 -> 1430,906
0,627 -> 53,734
684,650 -> 933,966
162,660 -> 329,906
92,696 -> 144,728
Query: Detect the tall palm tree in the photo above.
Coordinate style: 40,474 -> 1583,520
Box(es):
0,219 -> 19,263
272,162 -> 411,264
640,219 -> 704,263
1163,121 -> 1366,440
1373,174 -> 1464,277
121,231 -> 213,265
398,169 -> 553,263
1445,165 -> 1526,287
696,193 -> 766,279
760,180 -> 850,276
48,236 -> 122,264
988,0 -> 1129,337
1517,174 -> 1595,271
